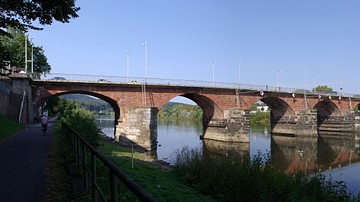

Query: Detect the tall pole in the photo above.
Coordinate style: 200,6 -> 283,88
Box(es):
304,66 -> 308,110
143,41 -> 147,78
24,33 -> 27,73
31,39 -> 33,74
236,54 -> 241,86
126,50 -> 130,82
142,42 -> 147,106
277,69 -> 281,91
339,72 -> 343,95
212,60 -> 216,85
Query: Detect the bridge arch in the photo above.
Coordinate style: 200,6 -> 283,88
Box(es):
160,93 -> 223,125
314,100 -> 340,125
260,97 -> 295,117
34,90 -> 121,125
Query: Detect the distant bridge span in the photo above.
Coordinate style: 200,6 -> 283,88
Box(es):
3,74 -> 360,151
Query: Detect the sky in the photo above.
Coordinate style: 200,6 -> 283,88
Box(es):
28,0 -> 360,94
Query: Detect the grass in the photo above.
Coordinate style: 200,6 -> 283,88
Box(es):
44,126 -> 73,202
97,139 -> 215,202
0,113 -> 24,142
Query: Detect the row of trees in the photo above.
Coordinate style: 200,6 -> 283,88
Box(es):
0,28 -> 51,75
0,0 -> 80,76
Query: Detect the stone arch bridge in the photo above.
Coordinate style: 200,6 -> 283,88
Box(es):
3,76 -> 360,151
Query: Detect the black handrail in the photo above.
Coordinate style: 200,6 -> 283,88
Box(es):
62,123 -> 158,202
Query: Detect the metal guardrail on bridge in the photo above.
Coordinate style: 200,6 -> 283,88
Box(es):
36,73 -> 360,99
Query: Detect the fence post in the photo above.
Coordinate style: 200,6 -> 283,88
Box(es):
110,171 -> 118,202
91,153 -> 97,201
82,144 -> 88,190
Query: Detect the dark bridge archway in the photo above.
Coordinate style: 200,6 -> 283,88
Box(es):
314,100 -> 341,127
34,90 -> 121,126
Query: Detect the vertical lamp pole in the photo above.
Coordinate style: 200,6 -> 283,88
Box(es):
304,66 -> 308,110
277,69 -> 281,91
24,33 -> 27,74
212,60 -> 216,86
339,72 -> 343,96
143,41 -> 147,78
31,39 -> 34,74
236,54 -> 241,87
142,42 -> 147,106
126,50 -> 131,82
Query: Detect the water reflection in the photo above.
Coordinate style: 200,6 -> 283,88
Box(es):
271,133 -> 360,174
97,117 -> 360,193
202,139 -> 250,161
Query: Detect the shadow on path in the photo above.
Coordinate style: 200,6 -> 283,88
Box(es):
0,120 -> 55,202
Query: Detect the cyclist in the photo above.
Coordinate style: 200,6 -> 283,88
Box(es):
40,115 -> 48,135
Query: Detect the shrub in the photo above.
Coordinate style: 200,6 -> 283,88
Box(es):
173,147 -> 356,202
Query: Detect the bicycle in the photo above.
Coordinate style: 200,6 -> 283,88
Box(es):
41,124 -> 47,136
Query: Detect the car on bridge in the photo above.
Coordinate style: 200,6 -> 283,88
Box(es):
98,79 -> 109,82
50,77 -> 66,80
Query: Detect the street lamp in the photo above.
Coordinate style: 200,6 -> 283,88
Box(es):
303,66 -> 308,110
126,50 -> 131,82
339,72 -> 343,95
143,41 -> 147,78
212,60 -> 216,85
236,54 -> 241,87
277,69 -> 281,91
24,33 -> 27,73
30,38 -> 33,74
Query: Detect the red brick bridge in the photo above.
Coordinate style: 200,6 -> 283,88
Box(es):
3,75 -> 360,151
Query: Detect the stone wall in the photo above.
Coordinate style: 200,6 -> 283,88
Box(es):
116,107 -> 158,151
271,110 -> 318,136
0,77 -> 11,115
203,109 -> 250,142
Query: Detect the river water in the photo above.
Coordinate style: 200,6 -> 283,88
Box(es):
97,118 -> 360,195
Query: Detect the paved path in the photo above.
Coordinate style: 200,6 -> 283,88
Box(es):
0,121 -> 54,202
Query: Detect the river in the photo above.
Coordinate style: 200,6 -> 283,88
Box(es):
97,117 -> 360,195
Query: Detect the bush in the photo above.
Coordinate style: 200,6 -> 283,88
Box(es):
50,98 -> 100,147
173,147 -> 356,202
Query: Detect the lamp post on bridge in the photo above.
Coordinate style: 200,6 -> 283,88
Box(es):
303,66 -> 308,110
126,50 -> 131,82
277,69 -> 281,92
142,41 -> 148,106
212,60 -> 216,86
236,54 -> 241,88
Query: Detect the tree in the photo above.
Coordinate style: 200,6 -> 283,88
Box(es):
313,85 -> 333,93
0,0 -> 80,36
0,28 -> 51,74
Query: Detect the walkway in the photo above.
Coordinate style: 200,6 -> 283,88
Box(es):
0,121 -> 54,202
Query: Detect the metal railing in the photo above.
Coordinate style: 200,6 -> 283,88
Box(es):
35,72 -> 360,99
62,123 -> 157,202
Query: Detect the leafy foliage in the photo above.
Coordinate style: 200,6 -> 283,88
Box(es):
173,147 -> 357,202
0,28 -> 51,74
0,0 -> 79,36
47,97 -> 100,147
313,85 -> 334,93
158,102 -> 203,122
250,111 -> 270,127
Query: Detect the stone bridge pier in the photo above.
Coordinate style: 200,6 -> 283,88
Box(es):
115,107 -> 158,151
115,107 -> 251,151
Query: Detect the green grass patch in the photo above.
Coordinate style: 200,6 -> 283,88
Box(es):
44,126 -> 73,201
0,113 -> 24,141
97,139 -> 215,202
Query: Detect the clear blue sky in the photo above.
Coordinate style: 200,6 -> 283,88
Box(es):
29,0 -> 360,94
